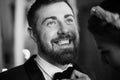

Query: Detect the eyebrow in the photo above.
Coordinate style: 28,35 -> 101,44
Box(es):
64,14 -> 74,18
41,14 -> 75,24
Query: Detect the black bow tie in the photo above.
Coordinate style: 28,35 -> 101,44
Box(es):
52,67 -> 74,80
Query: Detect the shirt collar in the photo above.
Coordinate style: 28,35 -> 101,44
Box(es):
35,55 -> 73,78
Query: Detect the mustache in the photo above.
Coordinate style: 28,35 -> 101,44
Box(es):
51,33 -> 76,43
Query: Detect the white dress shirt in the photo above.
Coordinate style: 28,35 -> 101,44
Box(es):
34,55 -> 72,80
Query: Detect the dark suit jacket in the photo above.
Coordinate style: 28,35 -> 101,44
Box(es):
0,55 -> 96,80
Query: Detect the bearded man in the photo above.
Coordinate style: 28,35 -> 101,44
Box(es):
0,0 -> 95,80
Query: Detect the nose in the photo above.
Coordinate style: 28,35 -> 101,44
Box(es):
57,22 -> 69,35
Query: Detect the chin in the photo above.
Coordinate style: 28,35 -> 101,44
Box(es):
50,47 -> 77,65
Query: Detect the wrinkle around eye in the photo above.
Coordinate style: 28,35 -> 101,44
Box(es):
66,18 -> 74,25
47,20 -> 57,27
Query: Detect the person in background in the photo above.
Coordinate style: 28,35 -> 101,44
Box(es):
88,0 -> 120,71
0,0 -> 95,80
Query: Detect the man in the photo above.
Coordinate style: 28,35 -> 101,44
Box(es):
0,0 -> 95,80
88,0 -> 120,71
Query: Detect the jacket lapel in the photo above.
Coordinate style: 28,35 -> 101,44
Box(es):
23,55 -> 95,80
24,55 -> 45,80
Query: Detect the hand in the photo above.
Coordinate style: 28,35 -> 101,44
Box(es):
88,5 -> 120,43
60,70 -> 91,80
91,6 -> 120,29
70,70 -> 91,80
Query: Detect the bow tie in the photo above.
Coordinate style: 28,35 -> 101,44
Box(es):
53,67 -> 74,80
52,66 -> 91,80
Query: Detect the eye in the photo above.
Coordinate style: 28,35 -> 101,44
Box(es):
47,20 -> 57,26
66,18 -> 74,25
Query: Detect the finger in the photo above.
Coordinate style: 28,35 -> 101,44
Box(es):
91,6 -> 107,20
91,6 -> 114,22
111,13 -> 120,28
71,70 -> 83,78
71,70 -> 91,80
91,6 -> 120,28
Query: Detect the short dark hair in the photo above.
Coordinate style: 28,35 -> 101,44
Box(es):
27,0 -> 73,32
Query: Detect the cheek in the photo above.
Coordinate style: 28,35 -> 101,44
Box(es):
73,26 -> 79,42
70,24 -> 79,35
71,24 -> 79,31
41,31 -> 51,45
41,28 -> 57,46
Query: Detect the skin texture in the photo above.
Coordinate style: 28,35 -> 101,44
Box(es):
31,1 -> 79,68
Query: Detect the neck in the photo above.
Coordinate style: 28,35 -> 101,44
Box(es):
54,63 -> 70,70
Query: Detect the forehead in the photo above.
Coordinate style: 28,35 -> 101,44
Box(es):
36,2 -> 73,21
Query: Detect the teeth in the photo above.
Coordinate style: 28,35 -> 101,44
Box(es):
58,40 -> 69,45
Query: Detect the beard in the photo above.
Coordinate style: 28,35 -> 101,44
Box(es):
37,32 -> 79,65
44,46 -> 77,65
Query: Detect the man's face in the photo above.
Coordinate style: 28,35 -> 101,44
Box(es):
35,2 -> 79,65
94,35 -> 120,69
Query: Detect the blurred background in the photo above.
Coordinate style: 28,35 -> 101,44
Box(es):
0,0 -> 120,80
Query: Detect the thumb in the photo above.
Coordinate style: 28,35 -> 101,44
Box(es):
71,70 -> 91,80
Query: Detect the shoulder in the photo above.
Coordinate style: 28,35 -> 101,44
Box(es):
0,65 -> 28,80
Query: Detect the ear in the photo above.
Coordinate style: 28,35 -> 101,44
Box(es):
28,27 -> 37,42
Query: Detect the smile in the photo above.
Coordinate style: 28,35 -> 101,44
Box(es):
52,39 -> 74,49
